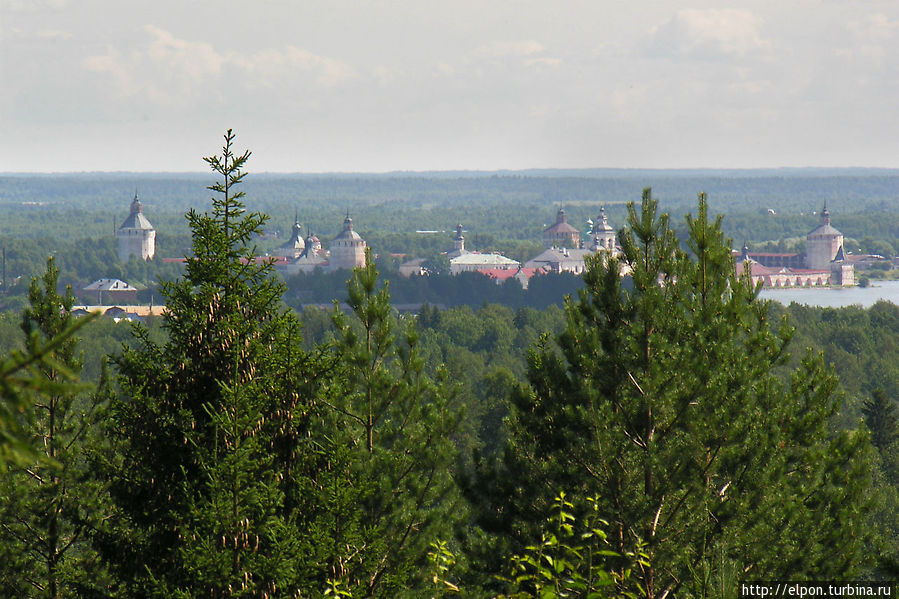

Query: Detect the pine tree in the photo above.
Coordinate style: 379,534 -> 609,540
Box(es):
863,388 -> 899,452
321,253 -> 463,597
0,257 -> 108,598
485,190 -> 872,597
98,130 -> 328,597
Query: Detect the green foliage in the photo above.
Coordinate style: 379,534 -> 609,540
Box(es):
322,252 -> 464,596
7,166 -> 899,595
499,492 -> 646,599
488,190 -> 873,598
864,389 -> 899,452
99,131 -> 324,596
428,540 -> 461,596
285,268 -> 585,312
0,257 -> 108,598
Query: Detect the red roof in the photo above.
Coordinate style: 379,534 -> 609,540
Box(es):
738,262 -> 828,277
478,267 -> 541,281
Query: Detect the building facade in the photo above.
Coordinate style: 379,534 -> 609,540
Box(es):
737,205 -> 854,287
587,206 -> 617,252
806,204 -> 844,270
277,216 -> 306,259
117,194 -> 156,262
542,208 -> 580,249
329,215 -> 367,271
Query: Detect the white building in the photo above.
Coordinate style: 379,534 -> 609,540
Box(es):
117,194 -> 156,262
328,214 -> 367,271
277,216 -> 306,259
446,224 -> 520,274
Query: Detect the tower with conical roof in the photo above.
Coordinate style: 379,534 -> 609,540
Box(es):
329,213 -> 367,271
117,193 -> 156,262
806,203 -> 844,270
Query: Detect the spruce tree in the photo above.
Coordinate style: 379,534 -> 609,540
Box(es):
98,130 -> 328,597
321,253 -> 463,597
486,190 -> 872,597
0,257 -> 108,598
863,388 -> 899,452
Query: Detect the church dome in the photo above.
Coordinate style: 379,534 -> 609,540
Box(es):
333,214 -> 363,242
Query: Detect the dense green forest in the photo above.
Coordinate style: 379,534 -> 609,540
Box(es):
1,136 -> 898,597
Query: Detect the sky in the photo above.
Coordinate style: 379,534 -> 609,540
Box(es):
2,0 -> 899,173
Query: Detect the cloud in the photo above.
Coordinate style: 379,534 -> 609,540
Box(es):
80,26 -> 355,108
35,29 -> 72,40
82,46 -> 134,97
849,13 -> 899,41
279,46 -> 354,88
144,25 -> 225,80
477,40 -> 546,58
3,0 -> 67,12
524,57 -> 562,68
467,39 -> 562,73
646,8 -> 771,59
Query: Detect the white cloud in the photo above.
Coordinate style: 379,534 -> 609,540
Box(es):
82,46 -> 134,97
849,13 -> 899,41
7,0 -> 899,171
35,29 -> 72,40
477,40 -> 545,58
144,25 -> 225,80
611,84 -> 649,113
524,57 -> 561,69
3,0 -> 67,12
435,62 -> 455,77
647,8 -> 771,59
465,39 -> 562,73
80,26 -> 354,108
281,46 -> 354,87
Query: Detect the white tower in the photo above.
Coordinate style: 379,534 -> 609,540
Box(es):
806,204 -> 843,270
329,214 -> 367,271
117,193 -> 156,262
590,206 -> 617,252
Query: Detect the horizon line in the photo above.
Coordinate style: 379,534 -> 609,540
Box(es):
3,165 -> 899,177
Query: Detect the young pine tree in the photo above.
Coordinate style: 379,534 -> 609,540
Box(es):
320,253 -> 463,597
99,130 -> 329,597
0,257 -> 109,598
863,388 -> 899,453
487,190 -> 872,598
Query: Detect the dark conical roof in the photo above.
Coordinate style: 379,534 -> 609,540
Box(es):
119,193 -> 154,230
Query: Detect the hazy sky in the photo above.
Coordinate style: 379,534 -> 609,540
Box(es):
3,0 -> 899,172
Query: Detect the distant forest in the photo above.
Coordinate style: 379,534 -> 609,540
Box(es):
0,169 -> 898,306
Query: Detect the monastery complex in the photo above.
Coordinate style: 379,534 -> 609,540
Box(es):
108,195 -> 861,300
738,204 -> 855,288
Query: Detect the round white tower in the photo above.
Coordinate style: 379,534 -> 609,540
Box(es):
806,204 -> 843,270
328,214 -> 367,271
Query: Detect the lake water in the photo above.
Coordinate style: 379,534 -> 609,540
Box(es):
759,280 -> 899,308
